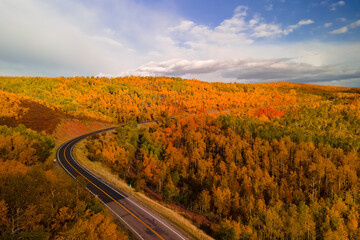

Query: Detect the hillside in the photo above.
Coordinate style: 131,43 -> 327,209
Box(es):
0,82 -> 127,239
0,76 -> 359,239
1,76 -> 359,123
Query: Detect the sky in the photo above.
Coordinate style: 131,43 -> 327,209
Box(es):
1,0 -> 360,87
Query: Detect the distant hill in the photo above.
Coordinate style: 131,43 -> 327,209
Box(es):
1,76 -> 359,124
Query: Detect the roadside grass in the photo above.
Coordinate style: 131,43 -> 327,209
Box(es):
74,139 -> 213,240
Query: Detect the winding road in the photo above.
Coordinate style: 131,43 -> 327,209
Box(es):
56,125 -> 189,240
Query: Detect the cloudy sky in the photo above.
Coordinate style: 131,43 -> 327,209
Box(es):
1,0 -> 360,87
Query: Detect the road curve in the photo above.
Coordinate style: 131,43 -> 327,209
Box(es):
56,124 -> 189,240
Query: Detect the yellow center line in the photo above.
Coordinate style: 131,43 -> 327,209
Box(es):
63,140 -> 165,240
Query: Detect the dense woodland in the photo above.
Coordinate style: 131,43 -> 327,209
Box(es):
0,76 -> 360,239
2,76 -> 358,125
86,114 -> 360,239
0,77 -> 134,239
0,125 -> 128,239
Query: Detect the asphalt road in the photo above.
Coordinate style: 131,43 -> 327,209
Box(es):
56,125 -> 189,240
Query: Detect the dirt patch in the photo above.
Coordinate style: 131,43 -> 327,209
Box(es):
0,100 -> 69,134
53,119 -> 114,145
0,98 -> 114,144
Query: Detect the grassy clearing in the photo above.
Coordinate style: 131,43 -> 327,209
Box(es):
74,139 -> 213,240
136,121 -> 157,129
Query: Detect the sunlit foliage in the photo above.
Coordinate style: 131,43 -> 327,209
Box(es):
0,126 -> 128,239
1,75 -> 359,239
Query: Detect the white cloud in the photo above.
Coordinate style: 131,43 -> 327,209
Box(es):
170,7 -> 314,43
0,0 -> 122,75
252,19 -> 314,38
0,0 -> 178,76
104,28 -> 116,36
170,20 -> 195,32
133,59 -> 225,76
215,7 -> 249,33
252,23 -> 284,37
330,20 -> 360,34
285,19 -> 315,34
249,15 -> 261,28
90,36 -> 124,48
324,22 -> 333,28
349,20 -> 360,28
330,26 -> 348,34
168,6 -> 254,48
337,17 -> 347,22
298,19 -> 315,26
130,58 -> 360,84
233,6 -> 248,17
330,1 -> 345,11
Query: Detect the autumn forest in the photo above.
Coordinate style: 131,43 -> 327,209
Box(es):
0,76 -> 359,239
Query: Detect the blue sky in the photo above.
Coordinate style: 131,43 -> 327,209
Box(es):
0,0 -> 360,86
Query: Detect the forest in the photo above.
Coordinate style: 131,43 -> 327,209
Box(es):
0,76 -> 359,239
0,125 -> 128,239
0,77 -> 132,239
86,114 -> 360,239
